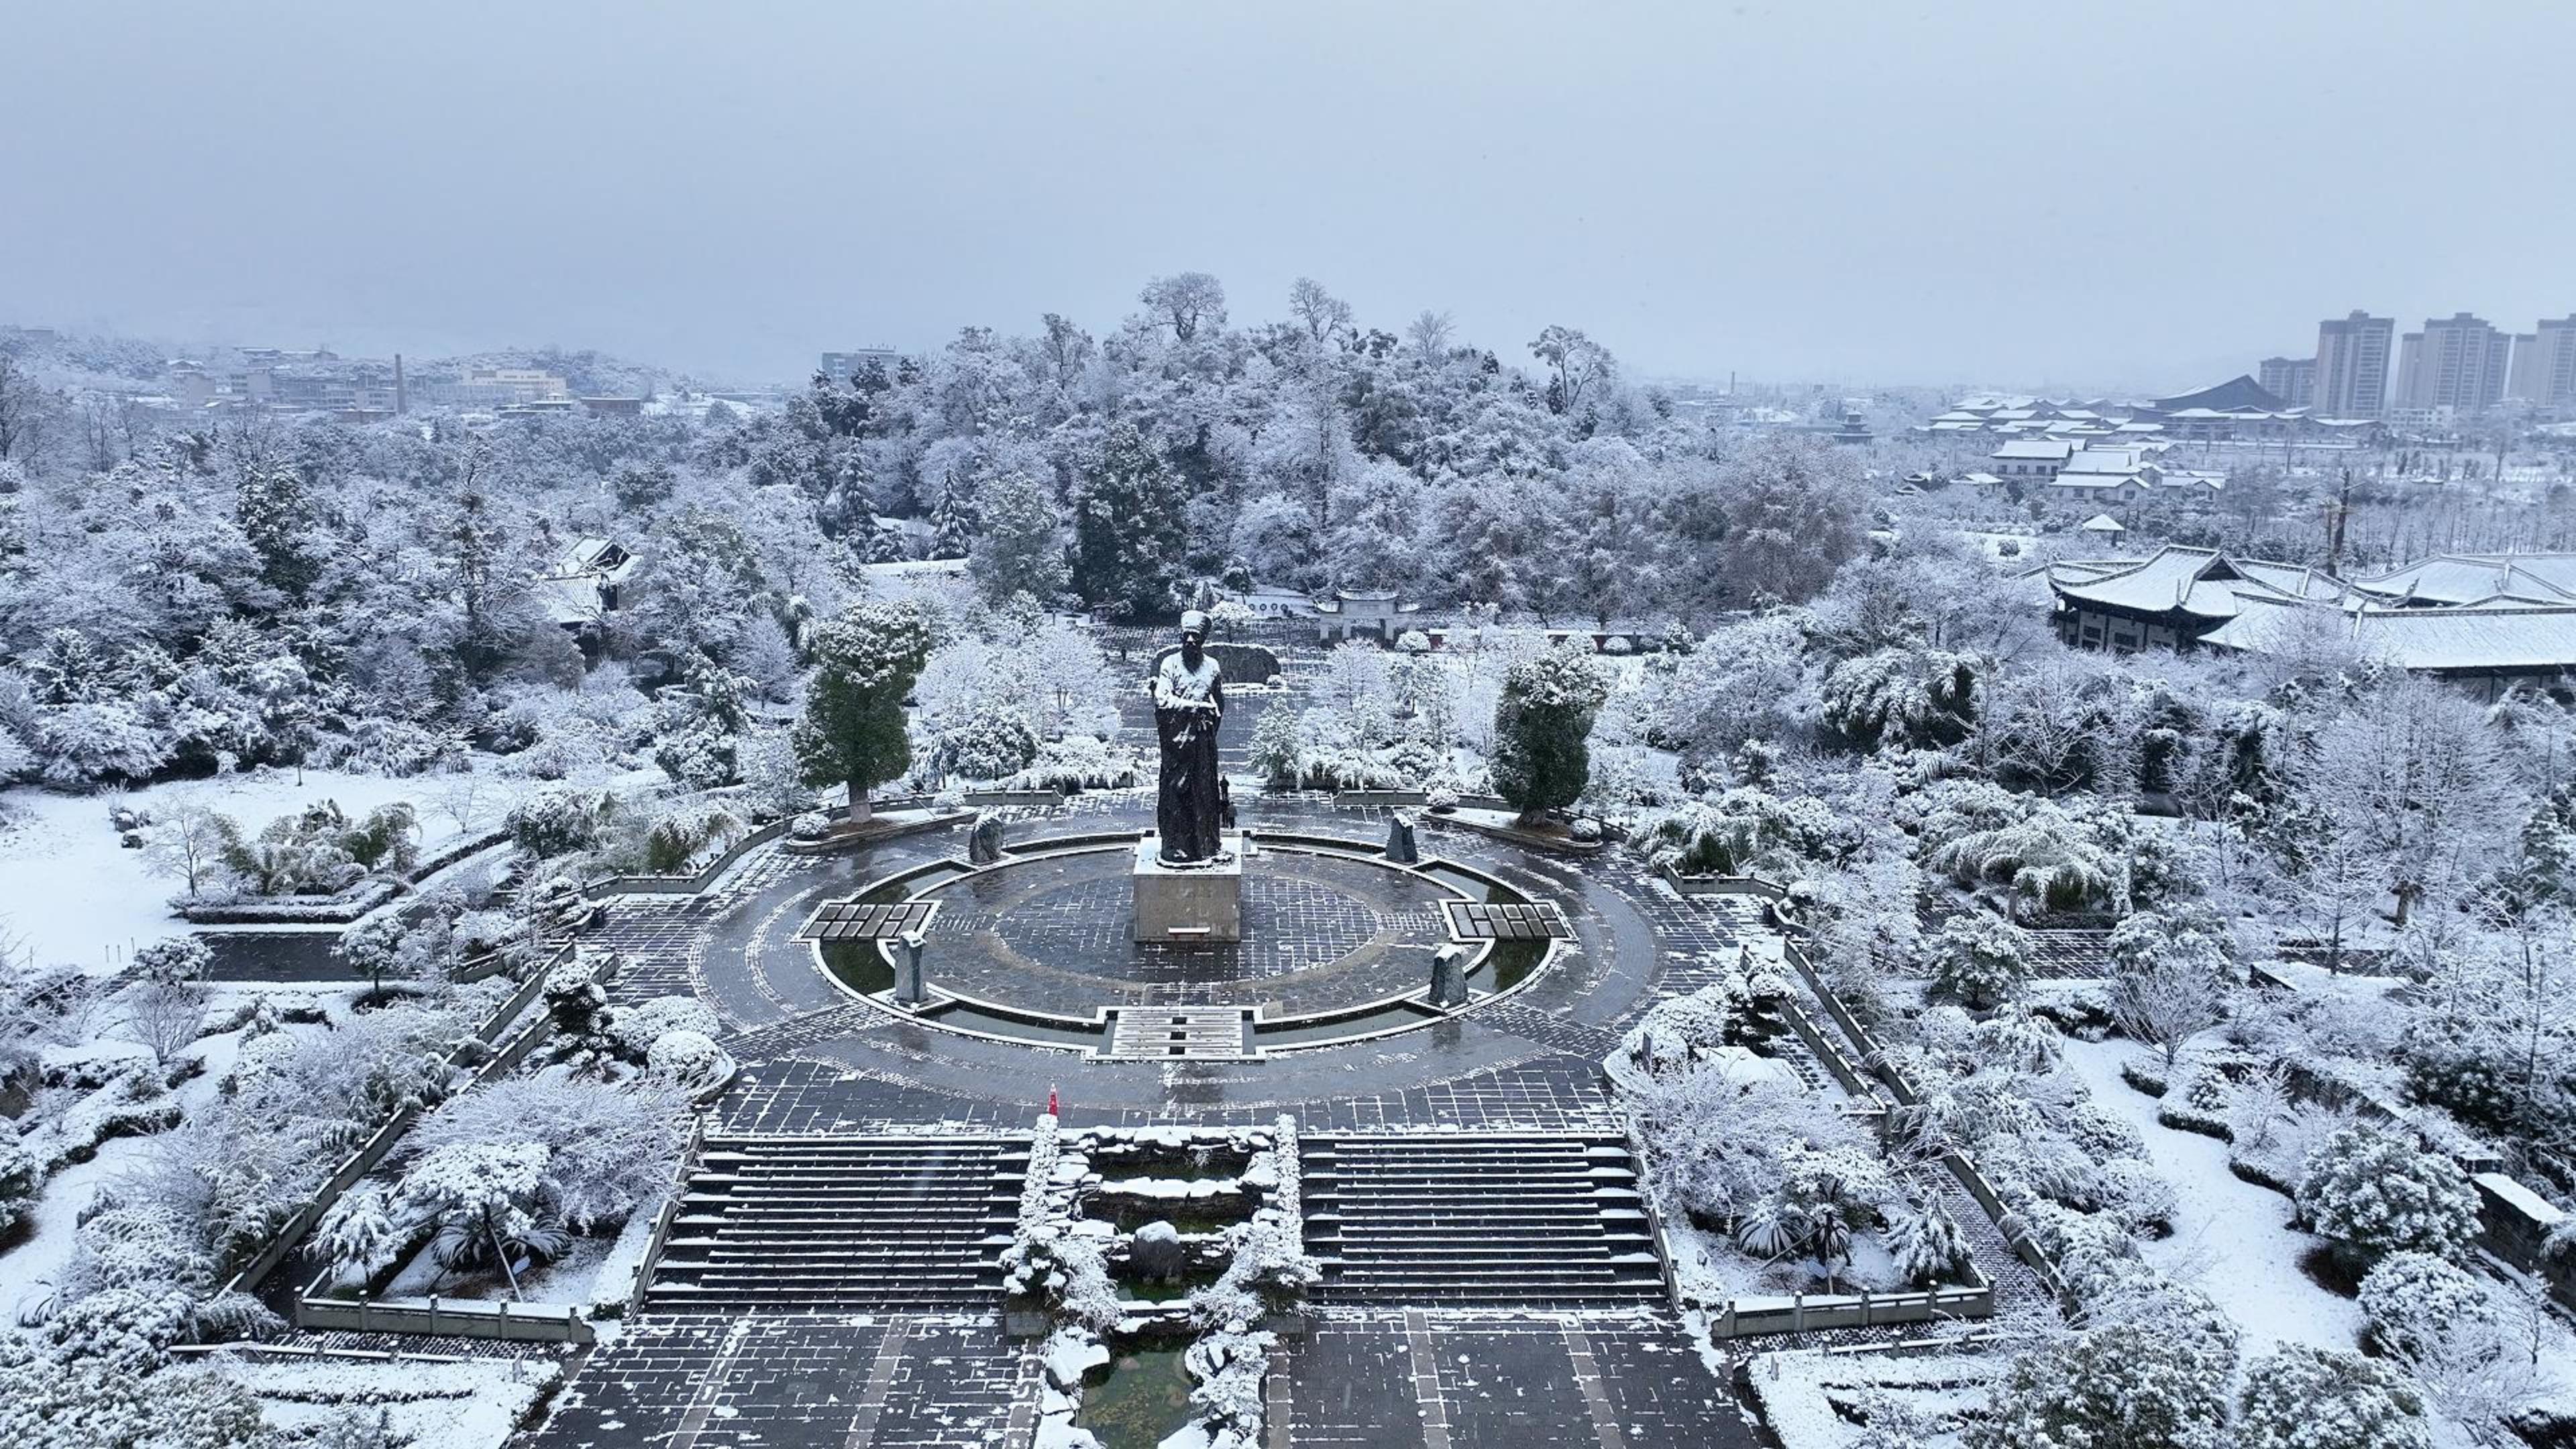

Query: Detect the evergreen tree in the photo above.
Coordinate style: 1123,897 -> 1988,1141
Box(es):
793,602 -> 932,825
928,474 -> 975,560
2237,1344 -> 2429,1449
1490,644 -> 1611,826
234,460 -> 319,600
1071,421 -> 1187,619
967,471 -> 1070,606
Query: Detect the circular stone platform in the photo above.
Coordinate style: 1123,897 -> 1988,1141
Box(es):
926,845 -> 1452,1014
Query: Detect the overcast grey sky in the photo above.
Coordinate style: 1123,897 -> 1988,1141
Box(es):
3,1 -> 2569,392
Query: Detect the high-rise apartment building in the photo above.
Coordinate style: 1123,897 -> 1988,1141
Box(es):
820,348 -> 902,386
2508,316 -> 2576,407
2257,355 -> 2315,408
2312,310 -> 2394,417
2392,313 -> 2512,411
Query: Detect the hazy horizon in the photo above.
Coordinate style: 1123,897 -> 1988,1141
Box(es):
5,1 -> 2570,394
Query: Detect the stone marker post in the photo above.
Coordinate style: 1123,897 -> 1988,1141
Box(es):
1430,944 -> 1468,1008
895,928 -> 927,1005
1385,808 -> 1419,864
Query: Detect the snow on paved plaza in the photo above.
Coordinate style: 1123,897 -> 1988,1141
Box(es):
2060,1036 -> 2363,1356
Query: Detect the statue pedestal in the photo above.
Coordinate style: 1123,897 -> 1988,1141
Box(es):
1133,833 -> 1244,943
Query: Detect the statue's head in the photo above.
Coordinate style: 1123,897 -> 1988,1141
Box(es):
1178,609 -> 1209,648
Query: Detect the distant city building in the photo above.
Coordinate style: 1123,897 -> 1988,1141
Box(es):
2392,313 -> 2512,413
438,367 -> 570,407
2257,355 -> 2316,408
2508,316 -> 2576,407
2313,310 -> 2395,417
820,348 -> 901,386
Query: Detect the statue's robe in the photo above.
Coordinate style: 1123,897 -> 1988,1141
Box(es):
1151,651 -> 1226,863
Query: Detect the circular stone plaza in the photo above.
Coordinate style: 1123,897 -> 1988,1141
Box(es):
500,666 -> 2021,1449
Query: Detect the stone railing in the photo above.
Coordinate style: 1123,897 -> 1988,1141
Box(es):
621,1111 -> 709,1320
1711,1272 -> 1994,1340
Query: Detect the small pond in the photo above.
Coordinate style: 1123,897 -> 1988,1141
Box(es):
1079,1341 -> 1196,1449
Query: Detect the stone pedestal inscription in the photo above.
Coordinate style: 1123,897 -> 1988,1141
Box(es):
1133,833 -> 1244,943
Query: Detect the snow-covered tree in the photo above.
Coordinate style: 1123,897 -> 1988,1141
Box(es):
1926,912 -> 2031,1009
2296,1124 -> 2483,1270
2106,906 -> 2237,1066
313,1183 -> 402,1284
2235,1344 -> 2429,1449
1489,643 -> 1611,825
794,601 -> 932,824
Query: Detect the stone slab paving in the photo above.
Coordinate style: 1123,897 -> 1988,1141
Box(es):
1278,1311 -> 1758,1449
523,1313 -> 1024,1448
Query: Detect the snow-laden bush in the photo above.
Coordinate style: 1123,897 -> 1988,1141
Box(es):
1968,1303 -> 2237,1449
1001,735 -> 1142,792
1920,792 -> 2125,918
928,706 -> 1042,783
1883,1195 -> 1971,1287
504,786 -> 616,859
2094,1157 -> 2178,1236
2357,1250 -> 2489,1360
1612,975 -> 1747,1079
392,1141 -> 559,1282
1001,1219 -> 1122,1332
635,798 -> 745,875
0,1124 -> 38,1235
1645,787 -> 1856,879
315,1183 -> 402,1285
405,1075 -> 686,1236
608,995 -> 720,1061
1925,912 -> 2031,1009
647,1029 -> 729,1091
1185,1328 -> 1277,1445
0,1345 -> 271,1449
2236,1344 -> 2429,1449
2296,1124 -> 2482,1269
323,718 -> 467,777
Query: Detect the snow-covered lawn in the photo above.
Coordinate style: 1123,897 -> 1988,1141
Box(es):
0,765 -> 530,973
205,1348 -> 562,1448
2059,1036 -> 2363,1356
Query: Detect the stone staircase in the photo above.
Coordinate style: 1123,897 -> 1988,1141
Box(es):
1302,1132 -> 1667,1307
642,1134 -> 1025,1311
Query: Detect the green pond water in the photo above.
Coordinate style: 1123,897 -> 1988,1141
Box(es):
1079,1346 -> 1196,1448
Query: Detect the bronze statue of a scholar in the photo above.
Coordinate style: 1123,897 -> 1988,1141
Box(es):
1134,610 -> 1244,942
1150,610 -> 1230,865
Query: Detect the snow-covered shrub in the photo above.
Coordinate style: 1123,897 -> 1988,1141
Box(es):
0,1124 -> 37,1234
788,810 -> 835,841
130,937 -> 211,986
1002,735 -> 1142,792
392,1141 -> 559,1279
407,1075 -> 686,1236
314,1183 -> 402,1285
2235,1344 -> 2429,1449
647,1029 -> 729,1091
1920,790 -> 2125,918
2296,1124 -> 2482,1269
0,1344 -> 271,1448
2093,1157 -> 2178,1236
1188,1214 -> 1321,1330
2158,1064 -> 2233,1138
608,995 -> 720,1061
928,705 -> 1042,783
1623,1059 -> 1877,1229
504,785 -> 616,859
324,718 -> 466,777
2357,1251 -> 2489,1361
1613,975 -> 1746,1079
637,798 -> 745,874
1925,912 -> 2031,1009
1883,1196 -> 1971,1287
1968,1307 -> 2236,1449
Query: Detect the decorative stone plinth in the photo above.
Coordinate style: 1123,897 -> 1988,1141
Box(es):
1132,833 -> 1244,943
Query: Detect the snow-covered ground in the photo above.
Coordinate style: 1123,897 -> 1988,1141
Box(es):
2059,1036 -> 2363,1356
205,1349 -> 562,1448
0,765 -> 530,973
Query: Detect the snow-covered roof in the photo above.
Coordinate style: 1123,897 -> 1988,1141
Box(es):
2059,447 -> 2149,478
2351,555 -> 2576,608
2080,513 -> 2125,533
1990,439 -> 2074,461
2205,597 -> 2576,674
2047,546 -> 2320,619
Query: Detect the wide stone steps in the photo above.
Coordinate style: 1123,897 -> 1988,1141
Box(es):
1303,1132 -> 1667,1307
642,1133 -> 1025,1311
